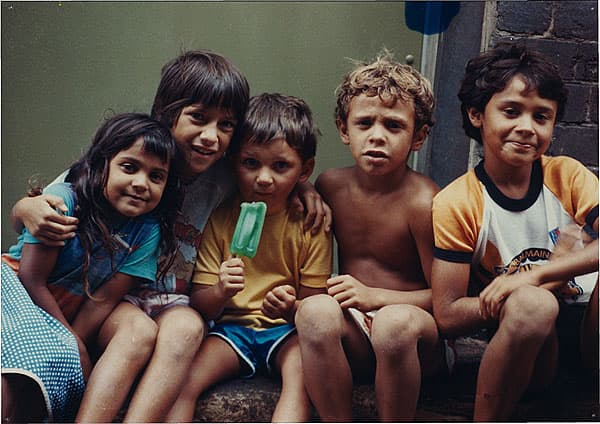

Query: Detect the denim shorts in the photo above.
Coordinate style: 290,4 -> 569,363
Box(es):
209,323 -> 296,377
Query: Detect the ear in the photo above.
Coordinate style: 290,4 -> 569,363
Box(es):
467,107 -> 483,128
299,158 -> 315,183
411,125 -> 429,152
336,118 -> 350,145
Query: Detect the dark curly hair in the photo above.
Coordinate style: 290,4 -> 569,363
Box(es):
65,112 -> 183,298
458,42 -> 568,144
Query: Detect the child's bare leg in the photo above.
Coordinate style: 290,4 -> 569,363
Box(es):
371,304 -> 441,421
2,374 -> 46,423
272,334 -> 311,422
474,285 -> 559,422
2,375 -> 16,422
165,336 -> 241,422
76,302 -> 158,423
296,294 -> 370,422
124,306 -> 205,422
581,280 -> 599,372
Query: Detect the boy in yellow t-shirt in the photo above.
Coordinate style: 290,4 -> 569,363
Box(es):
165,93 -> 332,423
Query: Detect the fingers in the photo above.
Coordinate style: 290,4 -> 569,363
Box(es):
45,194 -> 70,214
479,283 -> 506,320
304,193 -> 328,235
322,202 -> 333,233
219,257 -> 245,297
23,195 -> 78,244
262,286 -> 296,319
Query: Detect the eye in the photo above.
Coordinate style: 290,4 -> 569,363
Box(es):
534,112 -> 552,122
385,120 -> 404,131
503,108 -> 519,117
273,161 -> 290,172
120,162 -> 137,173
219,120 -> 237,133
189,111 -> 206,123
356,118 -> 372,128
241,158 -> 259,169
149,171 -> 166,184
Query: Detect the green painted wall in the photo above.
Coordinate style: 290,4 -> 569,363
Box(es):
2,1 -> 423,250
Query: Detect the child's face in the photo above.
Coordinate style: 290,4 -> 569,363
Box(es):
234,138 -> 314,215
104,137 -> 169,217
338,93 -> 426,176
468,75 -> 557,169
171,103 -> 238,179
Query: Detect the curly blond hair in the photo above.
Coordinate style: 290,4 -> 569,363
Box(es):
335,50 -> 435,132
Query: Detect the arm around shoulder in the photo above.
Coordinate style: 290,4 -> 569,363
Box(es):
11,194 -> 78,246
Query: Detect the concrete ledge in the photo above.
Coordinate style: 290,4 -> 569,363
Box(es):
115,336 -> 598,422
189,337 -> 599,422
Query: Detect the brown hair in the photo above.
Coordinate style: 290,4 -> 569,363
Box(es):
335,50 -> 435,132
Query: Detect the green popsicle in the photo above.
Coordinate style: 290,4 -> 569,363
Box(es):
230,201 -> 267,258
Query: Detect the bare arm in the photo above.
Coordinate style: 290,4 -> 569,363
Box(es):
18,242 -> 93,378
18,243 -> 70,329
431,258 -> 487,337
262,284 -> 326,323
190,255 -> 245,320
291,181 -> 332,235
537,218 -> 598,283
11,195 -> 78,246
71,272 -> 140,345
479,218 -> 599,320
409,182 -> 438,287
326,274 -> 433,312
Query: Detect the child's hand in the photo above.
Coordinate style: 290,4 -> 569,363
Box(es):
16,195 -> 78,246
217,255 -> 245,299
479,272 -> 533,320
327,274 -> 374,311
290,182 -> 333,235
262,285 -> 297,322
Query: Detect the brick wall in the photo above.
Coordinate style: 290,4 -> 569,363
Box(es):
492,1 -> 599,174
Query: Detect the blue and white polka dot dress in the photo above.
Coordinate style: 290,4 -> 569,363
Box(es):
1,263 -> 85,422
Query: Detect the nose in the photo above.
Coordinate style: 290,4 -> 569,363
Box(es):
515,114 -> 535,135
131,173 -> 149,192
200,121 -> 218,146
367,123 -> 386,145
256,167 -> 273,186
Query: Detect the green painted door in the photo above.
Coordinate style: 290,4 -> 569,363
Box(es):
1,1 -> 423,250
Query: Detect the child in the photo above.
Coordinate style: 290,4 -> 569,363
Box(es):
295,51 -> 445,421
431,42 -> 599,421
1,112 -> 181,422
10,50 -> 331,422
165,93 -> 332,422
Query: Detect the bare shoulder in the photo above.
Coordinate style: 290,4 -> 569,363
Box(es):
315,167 -> 355,198
403,170 -> 439,211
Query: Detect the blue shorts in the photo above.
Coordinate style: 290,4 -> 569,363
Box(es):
209,323 -> 296,377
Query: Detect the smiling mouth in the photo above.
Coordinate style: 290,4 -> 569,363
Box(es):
126,194 -> 147,202
192,146 -> 217,156
509,141 -> 535,149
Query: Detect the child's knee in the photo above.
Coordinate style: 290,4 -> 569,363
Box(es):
116,313 -> 158,355
503,286 -> 559,337
296,294 -> 342,338
157,309 -> 206,353
371,305 -> 424,353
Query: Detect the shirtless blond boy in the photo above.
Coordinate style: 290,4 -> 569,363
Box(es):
295,52 -> 445,421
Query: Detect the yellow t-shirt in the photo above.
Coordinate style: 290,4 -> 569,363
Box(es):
193,197 -> 332,329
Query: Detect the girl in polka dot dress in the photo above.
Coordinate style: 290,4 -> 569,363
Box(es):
1,113 -> 182,422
